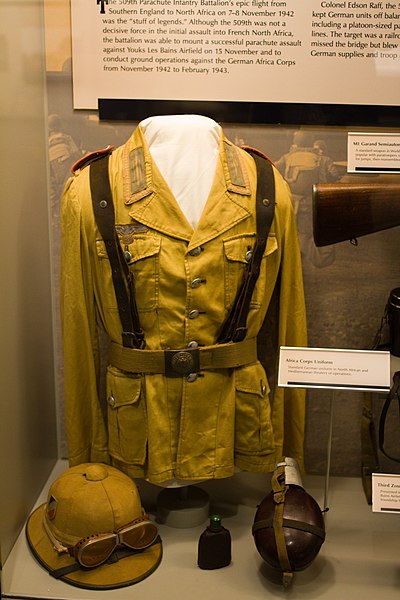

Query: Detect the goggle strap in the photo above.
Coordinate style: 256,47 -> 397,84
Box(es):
49,539 -> 160,579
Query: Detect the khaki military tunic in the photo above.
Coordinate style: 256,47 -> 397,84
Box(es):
60,125 -> 307,484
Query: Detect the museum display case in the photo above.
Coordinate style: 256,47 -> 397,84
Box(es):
1,1 -> 400,598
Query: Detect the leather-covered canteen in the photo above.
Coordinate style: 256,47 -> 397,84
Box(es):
252,457 -> 326,587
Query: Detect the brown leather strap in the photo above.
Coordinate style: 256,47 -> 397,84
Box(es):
90,155 -> 145,349
252,517 -> 326,541
109,337 -> 258,375
271,464 -> 293,587
90,148 -> 274,352
217,150 -> 275,343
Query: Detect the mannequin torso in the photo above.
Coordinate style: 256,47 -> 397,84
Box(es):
140,114 -> 221,229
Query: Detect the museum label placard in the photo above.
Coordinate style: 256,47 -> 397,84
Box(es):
278,346 -> 390,392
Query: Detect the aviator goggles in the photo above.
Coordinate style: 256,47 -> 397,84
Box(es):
43,513 -> 159,568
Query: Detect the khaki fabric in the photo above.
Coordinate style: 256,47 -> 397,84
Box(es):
60,126 -> 307,484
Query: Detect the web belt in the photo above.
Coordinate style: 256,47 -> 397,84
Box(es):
109,337 -> 257,376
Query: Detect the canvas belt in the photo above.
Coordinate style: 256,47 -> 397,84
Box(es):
109,336 -> 258,376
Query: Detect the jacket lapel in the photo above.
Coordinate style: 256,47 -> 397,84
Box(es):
188,139 -> 253,250
122,126 -> 253,245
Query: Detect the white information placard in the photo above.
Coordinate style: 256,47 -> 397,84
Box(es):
70,0 -> 400,109
372,473 -> 400,513
347,132 -> 400,173
278,346 -> 390,392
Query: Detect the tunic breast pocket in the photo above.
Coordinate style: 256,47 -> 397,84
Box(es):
95,234 -> 161,312
106,366 -> 147,466
223,233 -> 278,309
126,236 -> 161,312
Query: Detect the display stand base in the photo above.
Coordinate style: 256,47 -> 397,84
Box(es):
156,485 -> 209,528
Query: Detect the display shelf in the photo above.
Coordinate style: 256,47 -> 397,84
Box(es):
2,460 -> 399,600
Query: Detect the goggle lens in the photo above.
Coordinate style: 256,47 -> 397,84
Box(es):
44,512 -> 159,569
122,521 -> 158,549
77,535 -> 117,567
73,517 -> 158,568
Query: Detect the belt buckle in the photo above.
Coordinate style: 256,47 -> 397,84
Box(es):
164,348 -> 200,377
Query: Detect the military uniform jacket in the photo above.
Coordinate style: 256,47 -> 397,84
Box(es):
60,125 -> 307,484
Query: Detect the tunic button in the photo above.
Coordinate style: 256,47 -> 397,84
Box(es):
262,198 -> 270,207
124,250 -> 132,263
187,373 -> 198,383
191,278 -> 203,289
245,250 -> 253,262
107,395 -> 116,408
189,246 -> 202,256
261,383 -> 267,397
187,340 -> 199,348
189,310 -> 200,319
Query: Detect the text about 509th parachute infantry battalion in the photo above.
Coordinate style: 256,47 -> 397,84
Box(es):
71,0 -> 400,107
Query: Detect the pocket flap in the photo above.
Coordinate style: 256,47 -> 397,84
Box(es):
95,236 -> 161,262
106,366 -> 141,408
130,236 -> 161,262
224,234 -> 277,263
235,364 -> 269,397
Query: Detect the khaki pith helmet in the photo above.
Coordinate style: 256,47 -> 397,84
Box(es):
26,463 -> 162,590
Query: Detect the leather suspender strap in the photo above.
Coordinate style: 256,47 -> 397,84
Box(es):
90,155 -> 144,349
90,149 -> 274,353
217,151 -> 275,344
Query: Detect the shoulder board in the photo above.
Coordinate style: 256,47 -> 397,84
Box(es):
241,145 -> 274,165
71,145 -> 115,174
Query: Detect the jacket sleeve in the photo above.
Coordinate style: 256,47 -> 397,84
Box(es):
271,172 -> 308,470
60,175 -> 109,465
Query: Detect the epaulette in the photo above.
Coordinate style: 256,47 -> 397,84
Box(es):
241,145 -> 275,166
71,145 -> 115,174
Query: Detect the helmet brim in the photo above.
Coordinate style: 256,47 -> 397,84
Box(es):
26,504 -> 162,590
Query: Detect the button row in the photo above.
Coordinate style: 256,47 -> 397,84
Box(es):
187,339 -> 199,382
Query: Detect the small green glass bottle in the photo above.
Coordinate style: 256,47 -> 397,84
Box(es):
197,514 -> 232,569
